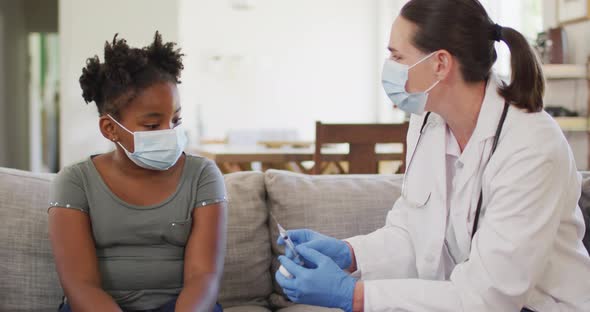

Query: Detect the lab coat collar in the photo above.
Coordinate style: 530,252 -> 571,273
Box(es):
417,112 -> 449,277
448,73 -> 507,207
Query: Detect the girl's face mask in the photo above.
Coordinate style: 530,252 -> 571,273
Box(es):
108,114 -> 187,171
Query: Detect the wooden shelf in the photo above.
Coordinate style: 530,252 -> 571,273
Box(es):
545,58 -> 590,168
554,116 -> 589,132
543,64 -> 589,80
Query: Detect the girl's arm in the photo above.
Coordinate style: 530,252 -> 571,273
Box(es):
176,202 -> 227,312
49,208 -> 121,312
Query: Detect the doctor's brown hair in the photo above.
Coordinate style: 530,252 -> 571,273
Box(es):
401,0 -> 544,113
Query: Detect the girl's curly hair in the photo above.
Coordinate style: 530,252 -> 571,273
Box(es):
79,31 -> 184,117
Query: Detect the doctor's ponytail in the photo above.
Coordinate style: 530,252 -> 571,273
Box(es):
496,26 -> 545,112
401,0 -> 544,113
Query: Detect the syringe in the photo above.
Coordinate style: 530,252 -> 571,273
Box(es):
272,214 -> 303,279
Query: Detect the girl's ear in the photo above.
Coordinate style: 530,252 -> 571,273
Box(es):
99,115 -> 118,142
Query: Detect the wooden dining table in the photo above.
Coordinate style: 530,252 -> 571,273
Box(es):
190,143 -> 404,174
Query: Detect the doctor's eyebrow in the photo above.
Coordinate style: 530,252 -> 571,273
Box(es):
388,46 -> 398,53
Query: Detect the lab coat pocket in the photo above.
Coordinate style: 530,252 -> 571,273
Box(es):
400,187 -> 431,209
162,218 -> 193,247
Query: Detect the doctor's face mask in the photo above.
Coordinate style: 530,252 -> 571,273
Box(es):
381,52 -> 440,115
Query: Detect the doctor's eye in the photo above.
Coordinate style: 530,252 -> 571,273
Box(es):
144,124 -> 160,130
390,54 -> 402,61
173,117 -> 183,127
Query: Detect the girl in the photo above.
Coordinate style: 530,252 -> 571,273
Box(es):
49,32 -> 226,312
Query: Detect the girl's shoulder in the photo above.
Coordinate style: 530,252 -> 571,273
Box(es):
184,154 -> 221,177
53,157 -> 96,184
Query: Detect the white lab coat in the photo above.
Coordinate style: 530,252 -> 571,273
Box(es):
346,75 -> 590,311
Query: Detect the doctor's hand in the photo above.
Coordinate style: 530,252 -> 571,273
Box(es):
276,246 -> 357,312
277,229 -> 353,270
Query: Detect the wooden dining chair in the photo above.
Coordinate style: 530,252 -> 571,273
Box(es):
313,121 -> 409,175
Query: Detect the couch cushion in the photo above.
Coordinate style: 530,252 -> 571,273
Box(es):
219,171 -> 273,308
0,167 -> 61,312
264,170 -> 402,308
0,168 -> 272,311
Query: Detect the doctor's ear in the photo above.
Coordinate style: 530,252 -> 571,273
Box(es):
432,50 -> 453,81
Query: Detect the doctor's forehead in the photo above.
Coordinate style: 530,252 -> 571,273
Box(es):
388,16 -> 421,57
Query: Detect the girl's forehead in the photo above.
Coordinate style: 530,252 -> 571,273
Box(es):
126,82 -> 180,114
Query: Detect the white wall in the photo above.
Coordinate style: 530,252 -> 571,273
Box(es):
59,1 -> 389,166
179,0 -> 380,142
543,0 -> 590,169
59,0 -> 180,167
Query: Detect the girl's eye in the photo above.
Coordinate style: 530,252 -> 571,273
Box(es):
173,117 -> 183,127
145,124 -> 159,130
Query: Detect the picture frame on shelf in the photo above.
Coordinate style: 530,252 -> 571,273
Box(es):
558,0 -> 590,25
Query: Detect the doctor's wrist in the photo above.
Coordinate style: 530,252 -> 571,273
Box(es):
352,281 -> 364,312
345,242 -> 357,272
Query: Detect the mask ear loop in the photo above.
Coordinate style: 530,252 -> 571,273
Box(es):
408,51 -> 441,94
106,114 -> 134,135
106,114 -> 135,154
114,139 -> 134,155
424,80 -> 440,93
408,51 -> 437,70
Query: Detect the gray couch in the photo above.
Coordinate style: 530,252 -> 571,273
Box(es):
0,167 -> 406,312
2,167 -> 589,312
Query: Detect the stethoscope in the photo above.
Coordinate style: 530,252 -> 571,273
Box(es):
401,101 -> 510,241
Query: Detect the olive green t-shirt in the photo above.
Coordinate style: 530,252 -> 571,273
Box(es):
49,154 -> 227,310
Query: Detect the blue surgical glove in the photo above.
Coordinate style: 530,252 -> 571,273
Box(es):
275,245 -> 357,312
277,229 -> 352,270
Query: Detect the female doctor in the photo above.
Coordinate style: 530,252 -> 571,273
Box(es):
275,0 -> 590,311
